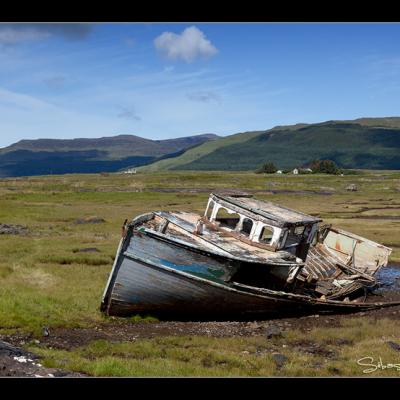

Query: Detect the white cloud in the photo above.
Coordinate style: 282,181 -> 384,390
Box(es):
154,26 -> 218,63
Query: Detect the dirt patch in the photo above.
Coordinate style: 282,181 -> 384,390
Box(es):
3,303 -> 400,354
74,216 -> 106,224
291,339 -> 337,358
350,215 -> 400,220
0,340 -> 84,377
72,247 -> 100,253
0,223 -> 28,235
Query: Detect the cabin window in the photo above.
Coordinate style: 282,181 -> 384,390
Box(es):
205,201 -> 214,220
215,208 -> 240,229
240,218 -> 253,236
284,226 -> 305,247
259,226 -> 274,244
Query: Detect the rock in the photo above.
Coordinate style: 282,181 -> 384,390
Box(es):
346,184 -> 358,192
53,370 -> 69,377
264,325 -> 283,339
248,321 -> 262,330
272,352 -> 288,369
387,341 -> 400,351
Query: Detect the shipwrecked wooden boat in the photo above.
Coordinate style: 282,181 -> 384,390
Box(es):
101,193 -> 399,318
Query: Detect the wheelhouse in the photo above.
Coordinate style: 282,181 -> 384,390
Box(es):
204,193 -> 322,259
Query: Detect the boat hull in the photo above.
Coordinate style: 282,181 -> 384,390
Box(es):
102,243 -> 395,318
104,255 -> 298,317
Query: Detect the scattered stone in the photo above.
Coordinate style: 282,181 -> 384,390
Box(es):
272,352 -> 288,369
0,223 -> 28,235
387,341 -> 400,351
0,340 -> 38,359
264,325 -> 283,339
248,321 -> 262,330
74,216 -> 106,225
53,370 -> 69,377
346,184 -> 358,192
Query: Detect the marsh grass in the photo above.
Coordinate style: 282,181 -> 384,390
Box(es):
1,171 -> 400,375
30,318 -> 400,376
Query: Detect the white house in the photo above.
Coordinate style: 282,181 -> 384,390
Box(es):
276,170 -> 283,174
292,168 -> 299,175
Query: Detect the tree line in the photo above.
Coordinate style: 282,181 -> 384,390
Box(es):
256,159 -> 342,175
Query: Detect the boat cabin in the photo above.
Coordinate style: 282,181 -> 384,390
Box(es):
204,193 -> 322,259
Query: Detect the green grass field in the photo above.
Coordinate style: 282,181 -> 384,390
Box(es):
1,170 -> 400,376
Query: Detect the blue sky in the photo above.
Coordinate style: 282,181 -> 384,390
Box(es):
1,23 -> 400,147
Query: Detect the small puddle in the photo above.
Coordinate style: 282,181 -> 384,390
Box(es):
374,263 -> 400,293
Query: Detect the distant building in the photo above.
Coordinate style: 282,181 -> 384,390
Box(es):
304,168 -> 313,173
123,168 -> 137,174
276,170 -> 283,174
292,168 -> 299,175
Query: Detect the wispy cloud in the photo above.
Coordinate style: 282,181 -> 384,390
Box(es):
117,105 -> 141,121
0,23 -> 93,45
0,86 -> 56,111
43,75 -> 66,90
0,86 -> 132,147
154,26 -> 218,63
187,90 -> 221,103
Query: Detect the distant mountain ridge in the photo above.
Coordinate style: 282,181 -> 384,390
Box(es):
2,116 -> 400,178
140,117 -> 400,172
0,133 -> 218,177
0,133 -> 218,158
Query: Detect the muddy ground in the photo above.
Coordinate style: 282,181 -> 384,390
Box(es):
1,292 -> 400,377
0,340 -> 85,377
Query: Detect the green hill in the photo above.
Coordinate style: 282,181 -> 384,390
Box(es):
0,134 -> 218,177
140,118 -> 400,171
